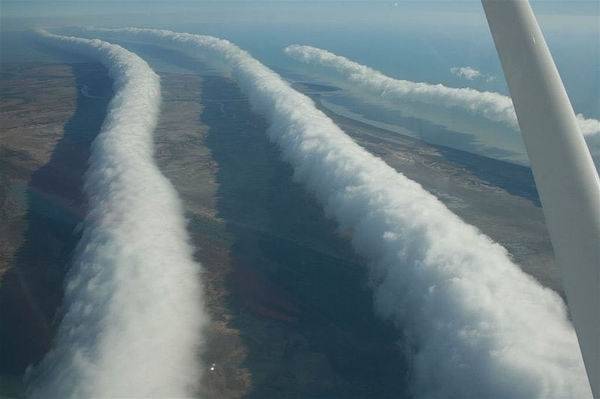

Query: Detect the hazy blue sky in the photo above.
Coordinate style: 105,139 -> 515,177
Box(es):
1,1 -> 598,118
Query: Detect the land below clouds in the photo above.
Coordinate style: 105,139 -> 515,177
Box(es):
0,61 -> 560,398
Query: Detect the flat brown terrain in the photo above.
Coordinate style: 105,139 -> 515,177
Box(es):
154,72 -> 410,398
0,62 -> 112,396
0,63 -> 411,398
1,63 -> 77,274
0,59 -> 561,399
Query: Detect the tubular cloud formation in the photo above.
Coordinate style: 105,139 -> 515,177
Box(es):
82,27 -> 592,398
284,44 -> 600,137
29,30 -> 207,398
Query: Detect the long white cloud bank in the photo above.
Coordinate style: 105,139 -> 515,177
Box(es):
284,44 -> 600,138
82,28 -> 592,398
28,30 -> 207,398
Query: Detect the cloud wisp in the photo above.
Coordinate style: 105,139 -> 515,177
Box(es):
28,30 -> 207,398
451,66 -> 482,80
82,28 -> 591,398
451,66 -> 496,83
284,45 -> 600,138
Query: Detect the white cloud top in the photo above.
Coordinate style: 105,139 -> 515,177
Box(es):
76,27 -> 593,398
28,30 -> 208,398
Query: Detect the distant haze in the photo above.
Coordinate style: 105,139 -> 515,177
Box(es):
2,2 -> 598,119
